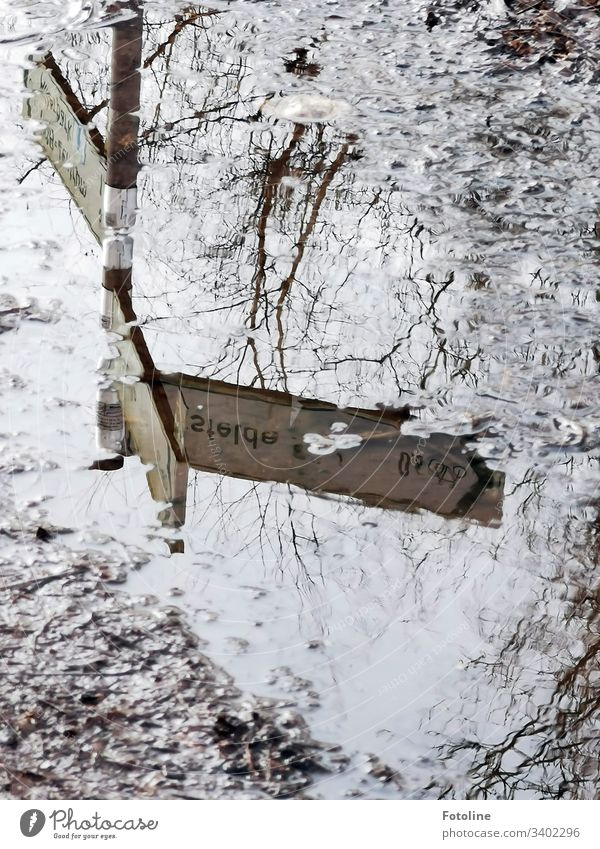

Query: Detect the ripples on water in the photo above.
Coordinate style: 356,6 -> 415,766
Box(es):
0,1 -> 99,44
2,0 -> 600,798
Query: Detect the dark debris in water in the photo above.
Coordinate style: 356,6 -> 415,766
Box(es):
431,0 -> 600,80
499,0 -> 599,68
0,486 -> 347,799
0,294 -> 59,333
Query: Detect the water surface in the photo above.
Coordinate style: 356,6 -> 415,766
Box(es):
2,0 -> 600,798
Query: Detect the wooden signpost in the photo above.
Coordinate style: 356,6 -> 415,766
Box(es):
24,41 -> 504,531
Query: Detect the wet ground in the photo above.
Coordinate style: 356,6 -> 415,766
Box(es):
1,0 -> 600,799
0,481 -> 343,799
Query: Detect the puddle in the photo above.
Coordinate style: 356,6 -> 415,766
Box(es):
1,0 -> 600,799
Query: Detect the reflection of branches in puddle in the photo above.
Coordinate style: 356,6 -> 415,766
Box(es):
184,463 -> 455,632
188,472 -> 322,585
274,139 -> 350,389
58,12 -> 456,398
436,500 -> 600,799
54,9 -> 506,405
143,8 -> 221,71
247,124 -> 306,333
240,117 -> 355,388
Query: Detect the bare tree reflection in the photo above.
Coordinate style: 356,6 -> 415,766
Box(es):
436,491 -> 600,799
52,8 -> 489,407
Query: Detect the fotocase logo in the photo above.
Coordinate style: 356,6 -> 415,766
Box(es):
20,810 -> 46,837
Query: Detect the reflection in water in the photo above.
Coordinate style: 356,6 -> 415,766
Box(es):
437,505 -> 600,800
24,11 -> 504,532
106,321 -> 505,529
16,1 -> 600,799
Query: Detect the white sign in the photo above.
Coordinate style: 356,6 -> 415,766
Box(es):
23,63 -> 106,243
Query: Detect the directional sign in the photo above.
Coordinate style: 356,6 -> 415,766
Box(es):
157,375 -> 504,525
23,61 -> 106,243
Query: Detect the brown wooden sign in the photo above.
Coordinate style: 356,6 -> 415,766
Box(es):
157,375 -> 504,525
